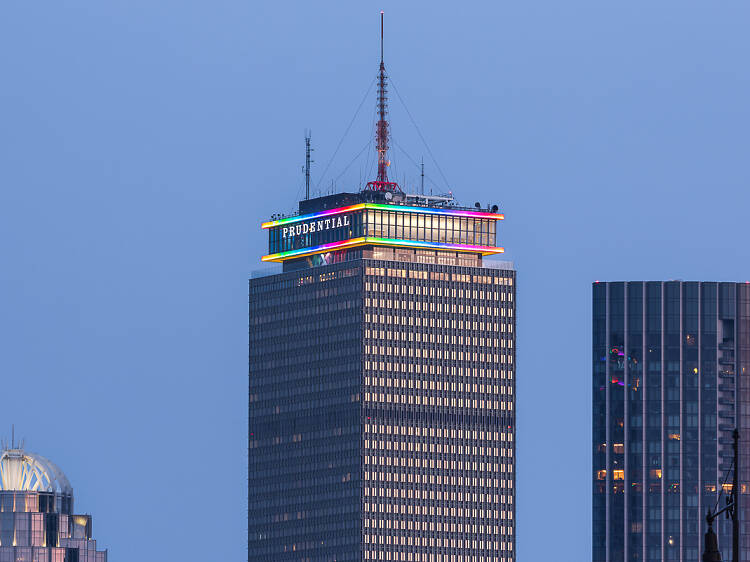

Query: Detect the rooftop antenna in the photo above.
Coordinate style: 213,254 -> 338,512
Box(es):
366,11 -> 401,193
376,11 -> 388,184
12,424 -> 14,448
420,158 -> 424,195
304,131 -> 314,200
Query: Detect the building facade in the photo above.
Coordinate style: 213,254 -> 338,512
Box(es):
249,190 -> 516,561
592,281 -> 750,562
250,16 -> 515,559
0,444 -> 108,562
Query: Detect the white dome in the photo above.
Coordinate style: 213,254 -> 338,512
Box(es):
0,448 -> 72,495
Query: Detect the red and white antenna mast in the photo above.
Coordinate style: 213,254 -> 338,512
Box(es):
367,11 -> 401,193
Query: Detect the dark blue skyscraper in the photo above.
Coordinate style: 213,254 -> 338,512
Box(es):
248,14 -> 517,562
593,281 -> 750,562
248,191 -> 516,562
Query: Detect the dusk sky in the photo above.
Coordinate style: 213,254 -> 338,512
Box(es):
2,2 -> 750,560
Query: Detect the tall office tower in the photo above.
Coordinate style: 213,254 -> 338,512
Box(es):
248,16 -> 515,562
592,281 -> 750,562
0,442 -> 108,561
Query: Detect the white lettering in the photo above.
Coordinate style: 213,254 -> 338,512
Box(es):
282,214 -> 354,240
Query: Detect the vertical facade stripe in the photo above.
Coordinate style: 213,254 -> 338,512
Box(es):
605,283 -> 611,562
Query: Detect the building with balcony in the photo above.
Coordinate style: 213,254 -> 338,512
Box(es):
592,281 -> 750,561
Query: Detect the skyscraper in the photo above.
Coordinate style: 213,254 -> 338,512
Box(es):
0,442 -> 108,561
592,281 -> 750,562
248,15 -> 516,562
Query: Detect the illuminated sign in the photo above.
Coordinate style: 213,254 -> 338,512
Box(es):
262,202 -> 505,263
282,215 -> 350,239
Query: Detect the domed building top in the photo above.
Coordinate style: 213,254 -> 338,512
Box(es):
0,446 -> 73,495
0,435 -> 107,561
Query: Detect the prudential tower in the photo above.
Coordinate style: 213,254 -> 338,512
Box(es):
249,14 -> 516,562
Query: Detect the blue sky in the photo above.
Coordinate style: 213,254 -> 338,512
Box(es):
1,2 -> 749,560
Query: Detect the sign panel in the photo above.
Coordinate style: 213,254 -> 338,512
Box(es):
262,203 -> 505,263
282,215 -> 351,239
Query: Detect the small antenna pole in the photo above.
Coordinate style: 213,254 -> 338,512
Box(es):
420,158 -> 425,195
381,11 -> 385,63
11,424 -> 14,448
304,131 -> 314,200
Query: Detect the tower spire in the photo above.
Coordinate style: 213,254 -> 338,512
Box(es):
380,10 -> 384,63
367,11 -> 401,192
376,11 -> 389,185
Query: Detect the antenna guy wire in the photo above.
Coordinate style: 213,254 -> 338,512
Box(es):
389,77 -> 452,192
316,76 -> 377,192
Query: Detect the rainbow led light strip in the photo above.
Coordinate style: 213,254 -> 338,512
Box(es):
261,237 -> 504,262
261,203 -> 504,229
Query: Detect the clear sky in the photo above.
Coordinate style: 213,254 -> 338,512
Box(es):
1,2 -> 749,560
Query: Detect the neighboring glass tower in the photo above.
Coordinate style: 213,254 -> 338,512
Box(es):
249,191 -> 515,561
592,281 -> 750,562
0,443 -> 108,561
